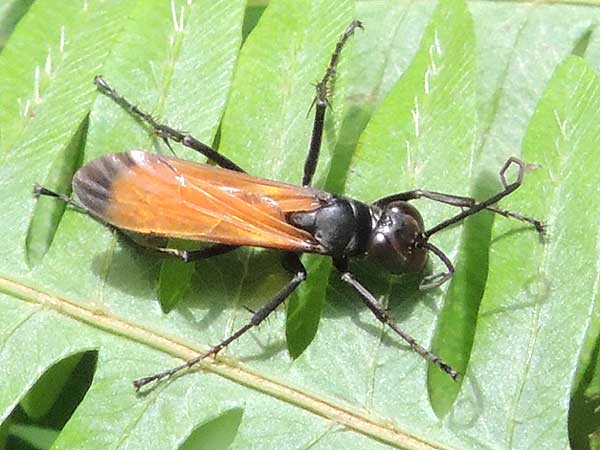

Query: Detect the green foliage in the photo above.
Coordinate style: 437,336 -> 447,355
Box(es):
0,0 -> 599,449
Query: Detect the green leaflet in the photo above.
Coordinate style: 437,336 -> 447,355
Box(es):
0,1 -> 599,449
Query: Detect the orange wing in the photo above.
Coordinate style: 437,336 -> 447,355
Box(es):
73,150 -> 324,252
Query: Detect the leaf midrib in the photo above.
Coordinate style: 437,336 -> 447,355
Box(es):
0,273 -> 448,450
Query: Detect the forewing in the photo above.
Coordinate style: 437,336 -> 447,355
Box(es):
166,156 -> 323,213
72,151 -> 322,252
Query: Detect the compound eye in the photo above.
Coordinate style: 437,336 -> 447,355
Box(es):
367,202 -> 428,274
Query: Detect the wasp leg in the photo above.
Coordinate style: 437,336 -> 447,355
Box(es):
133,253 -> 306,391
339,270 -> 460,380
334,258 -> 460,380
421,158 -> 544,238
302,20 -> 363,187
417,242 -> 455,290
33,184 -> 91,215
156,244 -> 239,262
93,76 -> 244,173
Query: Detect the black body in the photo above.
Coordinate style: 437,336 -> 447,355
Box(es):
289,196 -> 431,276
289,197 -> 372,258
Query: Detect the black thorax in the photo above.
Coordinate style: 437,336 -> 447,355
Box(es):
287,197 -> 372,258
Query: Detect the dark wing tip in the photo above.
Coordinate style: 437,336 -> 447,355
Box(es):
72,151 -> 144,217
